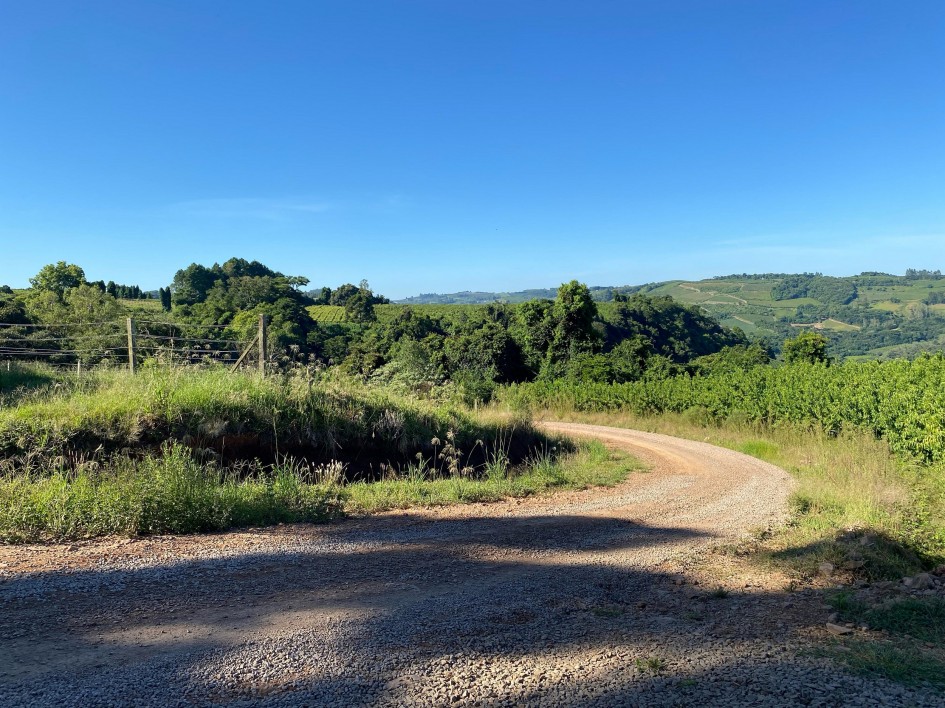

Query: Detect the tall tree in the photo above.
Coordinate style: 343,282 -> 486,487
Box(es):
29,262 -> 86,300
783,331 -> 830,365
171,264 -> 219,306
542,281 -> 600,377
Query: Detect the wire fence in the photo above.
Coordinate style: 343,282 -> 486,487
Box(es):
0,316 -> 269,374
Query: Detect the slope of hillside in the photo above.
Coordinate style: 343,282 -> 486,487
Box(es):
395,272 -> 945,359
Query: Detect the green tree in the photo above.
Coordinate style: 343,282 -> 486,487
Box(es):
607,335 -> 652,382
64,283 -> 122,322
311,286 -> 332,305
344,289 -> 376,323
0,292 -> 29,325
542,281 -> 600,378
159,287 -> 172,312
171,264 -> 219,306
511,299 -> 555,376
783,331 -> 830,365
29,262 -> 86,300
329,283 -> 360,306
690,343 -> 771,376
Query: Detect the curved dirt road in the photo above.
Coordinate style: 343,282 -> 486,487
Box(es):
0,424 -> 933,706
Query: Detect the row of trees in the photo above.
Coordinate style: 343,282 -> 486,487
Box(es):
2,258 -> 835,404
27,261 -> 151,301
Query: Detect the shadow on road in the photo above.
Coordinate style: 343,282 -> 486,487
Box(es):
0,514 -> 919,706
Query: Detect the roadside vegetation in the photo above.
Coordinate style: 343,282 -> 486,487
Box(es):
0,363 -> 640,543
504,378 -> 945,690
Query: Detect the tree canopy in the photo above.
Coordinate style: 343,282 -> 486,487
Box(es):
29,261 -> 86,299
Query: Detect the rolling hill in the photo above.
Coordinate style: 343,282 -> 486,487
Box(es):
391,271 -> 945,359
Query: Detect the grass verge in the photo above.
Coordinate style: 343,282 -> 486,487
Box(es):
816,639 -> 945,691
0,439 -> 643,543
533,409 -> 943,579
0,364 -> 549,475
0,444 -> 345,542
817,592 -> 945,692
345,438 -> 642,513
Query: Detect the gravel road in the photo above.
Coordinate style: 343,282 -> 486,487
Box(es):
0,422 -> 938,706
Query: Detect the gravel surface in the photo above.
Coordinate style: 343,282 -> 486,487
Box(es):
0,422 -> 940,706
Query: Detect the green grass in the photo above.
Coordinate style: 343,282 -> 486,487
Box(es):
344,439 -> 642,513
0,443 -> 344,542
0,363 -> 645,542
0,361 -> 59,405
829,592 -> 945,644
119,298 -> 163,313
821,589 -> 945,691
0,438 -> 643,542
635,656 -> 667,673
0,364 -> 547,473
819,639 -> 945,690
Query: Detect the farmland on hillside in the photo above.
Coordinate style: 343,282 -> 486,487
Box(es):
405,272 -> 945,359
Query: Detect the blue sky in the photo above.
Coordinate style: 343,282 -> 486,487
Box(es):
1,1 -> 943,298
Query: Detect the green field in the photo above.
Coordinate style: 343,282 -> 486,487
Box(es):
308,303 -> 496,325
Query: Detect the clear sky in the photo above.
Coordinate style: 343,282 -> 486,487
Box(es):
2,1 -> 943,298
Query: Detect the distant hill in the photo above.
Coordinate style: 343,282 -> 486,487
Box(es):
396,270 -> 945,360
397,284 -> 656,305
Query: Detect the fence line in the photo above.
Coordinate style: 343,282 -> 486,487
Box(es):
0,315 -> 269,375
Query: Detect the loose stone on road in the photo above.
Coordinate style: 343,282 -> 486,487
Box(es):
0,423 -> 937,706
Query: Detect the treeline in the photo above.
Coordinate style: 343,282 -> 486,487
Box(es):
2,258 -> 754,402
905,269 -> 943,280
87,281 -> 151,300
324,283 -> 749,403
1,262 -> 141,327
165,260 -> 750,401
771,274 -> 858,305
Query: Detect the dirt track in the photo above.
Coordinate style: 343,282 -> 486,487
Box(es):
0,423 -> 935,706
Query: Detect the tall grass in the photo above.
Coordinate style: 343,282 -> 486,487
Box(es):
344,439 -> 639,513
0,363 -> 645,542
0,360 -> 62,406
0,443 -> 344,542
0,439 -> 641,543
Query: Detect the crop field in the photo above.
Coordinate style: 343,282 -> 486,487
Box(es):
308,303 -> 497,325
307,305 -> 348,323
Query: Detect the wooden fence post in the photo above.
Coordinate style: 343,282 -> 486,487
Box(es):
126,318 -> 137,374
258,314 -> 269,377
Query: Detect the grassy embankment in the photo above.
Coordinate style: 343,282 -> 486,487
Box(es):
0,363 -> 640,542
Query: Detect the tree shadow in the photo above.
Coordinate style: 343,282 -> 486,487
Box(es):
768,527 -> 929,580
0,514 -> 932,706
